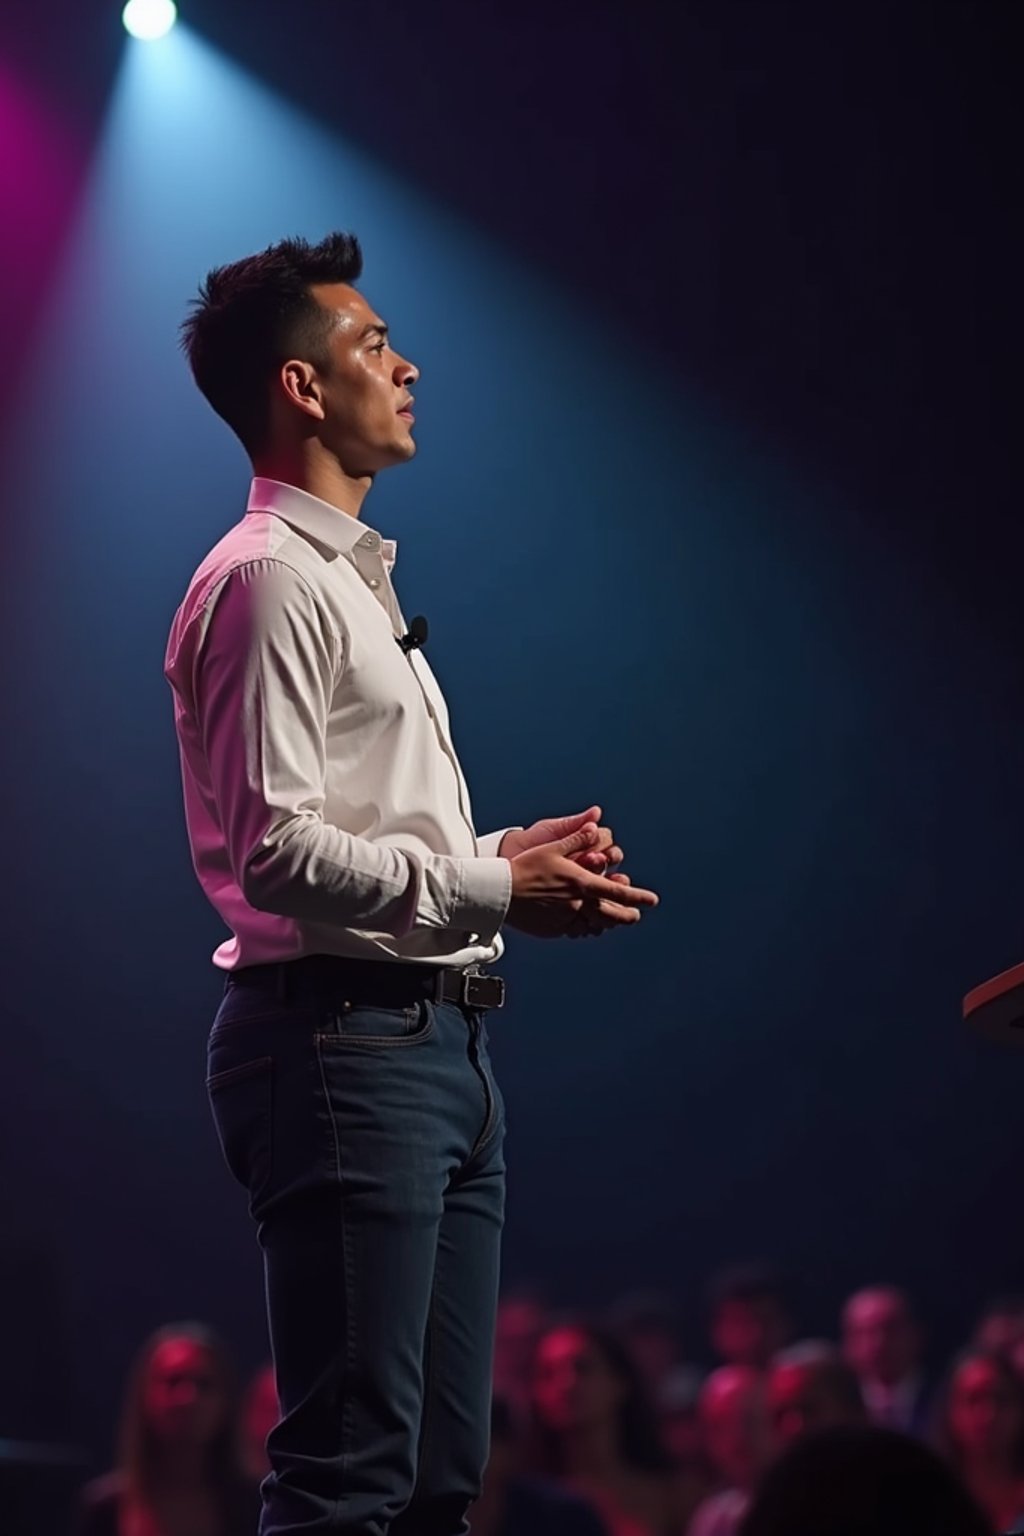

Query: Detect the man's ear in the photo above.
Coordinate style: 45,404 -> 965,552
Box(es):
279,359 -> 326,421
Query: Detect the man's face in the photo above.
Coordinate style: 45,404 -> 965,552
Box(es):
626,1325 -> 679,1389
494,1298 -> 548,1398
976,1309 -> 1024,1359
712,1296 -> 789,1369
290,283 -> 419,475
768,1361 -> 862,1449
948,1356 -> 1022,1460
842,1289 -> 919,1385
699,1366 -> 768,1491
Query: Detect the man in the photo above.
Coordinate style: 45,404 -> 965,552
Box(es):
492,1291 -> 550,1423
974,1296 -> 1024,1382
840,1285 -> 929,1437
766,1340 -> 865,1450
688,1364 -> 770,1536
164,232 -> 659,1535
606,1288 -> 688,1400
707,1264 -> 794,1372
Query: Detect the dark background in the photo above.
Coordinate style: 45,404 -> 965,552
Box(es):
1,0 -> 1021,1466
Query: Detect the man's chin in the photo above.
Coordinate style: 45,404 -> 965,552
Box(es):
355,438 -> 416,474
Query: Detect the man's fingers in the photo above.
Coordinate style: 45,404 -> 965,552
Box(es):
552,806 -> 602,838
555,822 -> 601,858
574,867 -> 659,908
570,899 -> 638,935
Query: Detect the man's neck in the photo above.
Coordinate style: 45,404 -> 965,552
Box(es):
252,447 -> 373,521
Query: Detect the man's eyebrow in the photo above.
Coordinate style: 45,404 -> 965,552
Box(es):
358,322 -> 389,341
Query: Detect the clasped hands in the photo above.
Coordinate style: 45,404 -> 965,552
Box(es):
499,805 -> 659,940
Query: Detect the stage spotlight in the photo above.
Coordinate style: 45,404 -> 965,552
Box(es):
122,0 -> 177,41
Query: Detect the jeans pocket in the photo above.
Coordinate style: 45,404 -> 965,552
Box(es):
207,1055 -> 274,1206
316,999 -> 435,1050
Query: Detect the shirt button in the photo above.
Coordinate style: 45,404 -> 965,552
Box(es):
369,577 -> 381,589
361,533 -> 377,549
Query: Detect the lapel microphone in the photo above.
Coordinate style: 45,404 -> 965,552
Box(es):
396,615 -> 429,654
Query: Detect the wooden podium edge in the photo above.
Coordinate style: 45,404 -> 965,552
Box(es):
963,959 -> 1024,1044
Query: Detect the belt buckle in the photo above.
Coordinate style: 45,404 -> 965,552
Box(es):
462,969 -> 505,1011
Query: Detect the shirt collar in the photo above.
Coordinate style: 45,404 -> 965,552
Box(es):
247,477 -> 397,571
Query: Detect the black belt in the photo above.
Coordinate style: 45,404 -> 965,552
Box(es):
226,954 -> 506,1012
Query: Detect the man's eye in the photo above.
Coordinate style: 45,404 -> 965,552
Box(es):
370,342 -> 386,355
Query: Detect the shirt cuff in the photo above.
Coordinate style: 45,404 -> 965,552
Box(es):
477,827 -> 521,858
454,856 -> 512,945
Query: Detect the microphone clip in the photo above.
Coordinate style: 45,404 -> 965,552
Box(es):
396,615 -> 429,654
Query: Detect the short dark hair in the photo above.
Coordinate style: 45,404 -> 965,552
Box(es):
708,1262 -> 790,1314
977,1293 -> 1024,1323
180,232 -> 363,455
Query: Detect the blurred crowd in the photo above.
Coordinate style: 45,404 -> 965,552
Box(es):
73,1268 -> 1024,1536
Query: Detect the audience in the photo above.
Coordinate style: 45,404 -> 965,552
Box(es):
656,1365 -> 709,1493
975,1299 -> 1024,1383
74,1274 -> 1024,1536
766,1340 -> 865,1449
607,1291 -> 691,1402
76,1322 -> 259,1536
239,1362 -> 278,1485
469,1396 -> 611,1536
530,1320 -> 700,1535
708,1266 -> 792,1372
841,1284 -> 930,1436
736,1424 -> 992,1536
494,1291 -> 550,1424
687,1366 -> 770,1536
934,1347 -> 1024,1533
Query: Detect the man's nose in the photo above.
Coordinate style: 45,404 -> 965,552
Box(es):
395,356 -> 419,386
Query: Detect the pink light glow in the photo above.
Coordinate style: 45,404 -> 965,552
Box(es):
0,60 -> 91,397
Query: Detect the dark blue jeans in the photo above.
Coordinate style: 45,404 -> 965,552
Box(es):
206,972 -> 506,1535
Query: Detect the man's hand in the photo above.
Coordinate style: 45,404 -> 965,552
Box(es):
505,823 -> 659,940
500,806 -> 622,875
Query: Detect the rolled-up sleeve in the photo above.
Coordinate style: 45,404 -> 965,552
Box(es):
192,559 -> 510,940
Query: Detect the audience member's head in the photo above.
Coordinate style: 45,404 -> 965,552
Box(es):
606,1290 -> 684,1396
935,1346 -> 1024,1476
240,1361 -> 279,1482
708,1265 -> 793,1371
118,1322 -> 241,1494
494,1291 -> 549,1411
974,1296 -> 1024,1378
657,1363 -> 707,1470
767,1341 -> 865,1451
841,1285 -> 922,1389
530,1320 -> 673,1477
737,1425 -> 992,1536
699,1365 -> 770,1493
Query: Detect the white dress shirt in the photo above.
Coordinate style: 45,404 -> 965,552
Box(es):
164,477 -> 512,971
